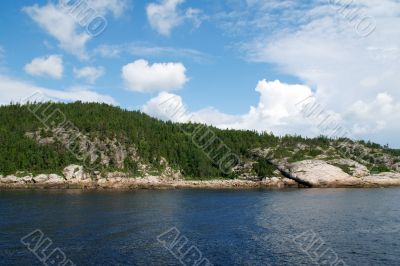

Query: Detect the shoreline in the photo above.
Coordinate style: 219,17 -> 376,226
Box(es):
0,178 -> 299,190
1,177 -> 400,190
2,163 -> 400,190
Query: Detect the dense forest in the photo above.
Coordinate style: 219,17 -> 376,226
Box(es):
0,102 -> 398,179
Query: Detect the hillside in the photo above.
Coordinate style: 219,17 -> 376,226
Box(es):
1,102 -> 400,187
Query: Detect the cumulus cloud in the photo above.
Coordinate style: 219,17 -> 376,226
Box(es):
345,92 -> 400,135
24,55 -> 63,79
23,1 -> 128,59
143,80 -> 321,136
146,0 -> 203,35
218,0 -> 400,146
73,66 -> 105,84
0,75 -> 116,106
143,77 -> 400,146
142,91 -> 191,122
122,59 -> 188,93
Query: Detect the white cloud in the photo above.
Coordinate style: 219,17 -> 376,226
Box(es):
345,92 -> 400,136
142,91 -> 191,122
143,80 -> 400,145
24,55 -> 63,80
146,0 -> 203,35
23,1 -> 128,59
0,75 -> 116,106
145,80 -> 400,145
221,0 -> 400,146
23,3 -> 91,59
73,66 -> 105,84
143,80 -> 319,137
122,59 -> 188,92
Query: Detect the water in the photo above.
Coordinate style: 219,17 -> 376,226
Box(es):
1,188 -> 400,266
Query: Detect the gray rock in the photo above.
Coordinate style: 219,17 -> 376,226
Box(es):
287,160 -> 359,187
63,165 -> 88,180
45,174 -> 65,185
33,174 -> 49,183
1,175 -> 20,184
328,159 -> 370,177
362,172 -> 400,186
22,176 -> 34,183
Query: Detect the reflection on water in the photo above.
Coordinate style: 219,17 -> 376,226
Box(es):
1,188 -> 400,265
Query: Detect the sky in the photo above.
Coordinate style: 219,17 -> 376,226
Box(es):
0,0 -> 399,147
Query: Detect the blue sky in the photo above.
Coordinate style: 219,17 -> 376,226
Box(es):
1,0 -> 400,147
0,0 -> 297,114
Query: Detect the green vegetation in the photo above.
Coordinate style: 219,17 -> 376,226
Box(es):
332,163 -> 352,175
254,158 -> 276,178
370,165 -> 391,174
0,102 -> 398,178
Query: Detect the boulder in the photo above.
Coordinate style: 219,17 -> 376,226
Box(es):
1,175 -> 20,184
46,174 -> 65,185
21,176 -> 34,183
63,165 -> 88,180
33,174 -> 49,183
287,160 -> 360,187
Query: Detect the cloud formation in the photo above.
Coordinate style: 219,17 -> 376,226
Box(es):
24,55 -> 63,80
23,0 -> 128,59
222,0 -> 400,145
146,0 -> 203,35
143,80 -> 319,136
144,74 -> 400,146
122,59 -> 188,93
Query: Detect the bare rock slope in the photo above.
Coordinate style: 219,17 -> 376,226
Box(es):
276,160 -> 400,187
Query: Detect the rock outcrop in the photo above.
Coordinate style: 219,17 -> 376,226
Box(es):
275,160 -> 400,188
283,160 -> 358,187
328,159 -> 370,177
362,172 -> 400,187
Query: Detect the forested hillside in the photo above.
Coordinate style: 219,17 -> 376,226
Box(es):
0,102 -> 399,179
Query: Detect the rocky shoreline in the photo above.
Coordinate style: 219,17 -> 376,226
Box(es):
0,165 -> 298,189
2,162 -> 400,190
0,178 -> 299,190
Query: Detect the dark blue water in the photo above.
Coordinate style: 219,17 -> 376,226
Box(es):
1,188 -> 400,266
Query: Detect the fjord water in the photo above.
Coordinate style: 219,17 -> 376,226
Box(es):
1,189 -> 400,266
